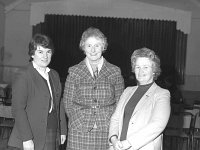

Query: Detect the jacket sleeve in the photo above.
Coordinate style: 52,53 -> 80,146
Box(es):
60,99 -> 67,135
12,71 -> 33,141
62,67 -> 76,118
113,68 -> 124,104
127,89 -> 171,149
52,70 -> 67,135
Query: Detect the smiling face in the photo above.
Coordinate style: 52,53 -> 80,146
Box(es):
83,36 -> 104,63
32,45 -> 52,69
134,57 -> 154,85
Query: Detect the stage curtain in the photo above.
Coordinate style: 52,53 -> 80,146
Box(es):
33,14 -> 186,86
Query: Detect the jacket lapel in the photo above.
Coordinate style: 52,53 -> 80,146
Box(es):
79,60 -> 94,81
49,71 -> 61,109
132,83 -> 158,116
28,63 -> 50,99
123,87 -> 138,108
49,71 -> 56,98
79,58 -> 111,81
97,59 -> 112,80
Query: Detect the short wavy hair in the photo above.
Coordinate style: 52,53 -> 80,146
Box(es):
79,27 -> 108,52
131,47 -> 161,80
28,33 -> 54,61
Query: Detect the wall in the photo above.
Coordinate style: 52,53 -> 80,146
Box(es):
2,1 -> 31,84
0,4 -> 4,48
184,12 -> 200,91
1,0 -> 200,92
0,4 -> 5,82
4,2 -> 31,66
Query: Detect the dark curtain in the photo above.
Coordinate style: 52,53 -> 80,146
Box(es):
33,15 -> 186,86
175,30 -> 187,84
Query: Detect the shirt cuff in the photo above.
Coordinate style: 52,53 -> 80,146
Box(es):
109,135 -> 118,143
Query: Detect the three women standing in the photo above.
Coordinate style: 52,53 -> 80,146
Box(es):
8,28 -> 169,150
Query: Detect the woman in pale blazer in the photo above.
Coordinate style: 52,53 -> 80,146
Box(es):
109,47 -> 171,150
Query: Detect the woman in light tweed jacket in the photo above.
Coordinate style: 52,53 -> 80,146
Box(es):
63,27 -> 124,150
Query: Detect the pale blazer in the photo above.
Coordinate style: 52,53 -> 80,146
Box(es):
109,82 -> 171,150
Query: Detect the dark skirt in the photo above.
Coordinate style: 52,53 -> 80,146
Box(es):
43,128 -> 57,150
67,129 -> 109,150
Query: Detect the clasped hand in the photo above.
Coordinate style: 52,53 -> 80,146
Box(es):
113,139 -> 131,150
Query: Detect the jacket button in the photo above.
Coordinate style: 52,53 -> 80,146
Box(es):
94,99 -> 97,102
93,86 -> 96,90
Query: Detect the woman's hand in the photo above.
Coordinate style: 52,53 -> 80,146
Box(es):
120,140 -> 131,150
61,135 -> 66,144
23,140 -> 34,150
111,136 -> 123,150
114,141 -> 124,150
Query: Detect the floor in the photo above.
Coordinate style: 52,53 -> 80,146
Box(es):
0,129 -> 11,150
0,137 -> 67,150
0,136 -> 188,150
0,139 -> 8,150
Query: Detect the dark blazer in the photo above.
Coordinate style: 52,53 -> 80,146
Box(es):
8,63 -> 67,149
63,58 -> 124,132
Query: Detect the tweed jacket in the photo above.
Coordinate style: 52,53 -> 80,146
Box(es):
109,83 -> 171,150
63,58 -> 124,132
8,63 -> 67,149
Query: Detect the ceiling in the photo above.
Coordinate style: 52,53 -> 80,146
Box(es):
0,0 -> 16,6
0,0 -> 200,7
0,0 -> 48,6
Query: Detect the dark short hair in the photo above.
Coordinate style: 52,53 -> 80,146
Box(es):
131,47 -> 161,80
28,34 -> 54,61
79,27 -> 108,52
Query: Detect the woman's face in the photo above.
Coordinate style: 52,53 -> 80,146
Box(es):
83,36 -> 104,63
134,57 -> 154,85
32,45 -> 52,69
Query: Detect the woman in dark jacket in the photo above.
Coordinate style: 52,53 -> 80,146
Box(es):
8,34 -> 67,150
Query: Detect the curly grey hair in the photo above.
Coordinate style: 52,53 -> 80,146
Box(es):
131,47 -> 161,80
